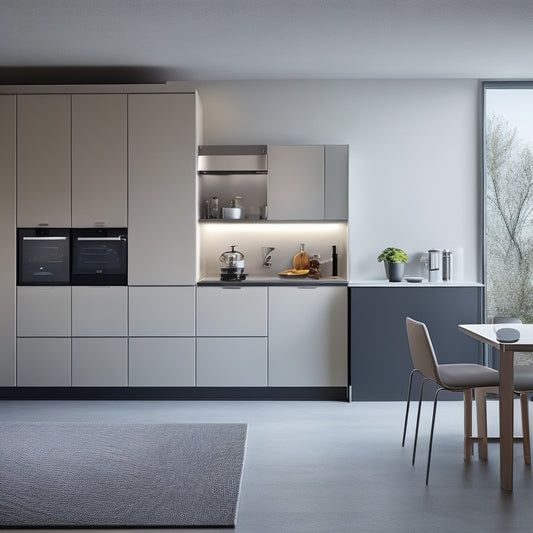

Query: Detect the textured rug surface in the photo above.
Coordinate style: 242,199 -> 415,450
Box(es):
0,422 -> 247,528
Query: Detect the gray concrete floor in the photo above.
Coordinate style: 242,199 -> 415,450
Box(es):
0,398 -> 532,532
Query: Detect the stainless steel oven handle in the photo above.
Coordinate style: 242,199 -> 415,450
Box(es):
76,237 -> 127,241
23,236 -> 68,241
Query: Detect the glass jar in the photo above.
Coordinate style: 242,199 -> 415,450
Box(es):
308,254 -> 321,279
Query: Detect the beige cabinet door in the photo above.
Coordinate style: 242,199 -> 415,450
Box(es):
129,286 -> 195,336
129,337 -> 196,386
72,338 -> 128,386
17,337 -> 71,386
0,96 -> 16,385
71,286 -> 128,337
267,145 -> 324,220
197,286 -> 268,337
325,145 -> 349,221
268,286 -> 347,386
17,94 -> 71,227
197,337 -> 267,386
17,286 -> 71,337
128,93 -> 197,285
71,94 -> 127,227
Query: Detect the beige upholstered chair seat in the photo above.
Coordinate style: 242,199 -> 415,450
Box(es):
439,364 -> 499,389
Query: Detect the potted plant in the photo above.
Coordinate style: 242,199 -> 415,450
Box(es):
377,247 -> 408,282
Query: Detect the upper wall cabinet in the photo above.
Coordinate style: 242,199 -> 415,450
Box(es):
17,95 -> 72,227
324,145 -> 348,220
267,145 -> 348,221
128,93 -> 198,285
267,145 -> 324,220
71,94 -> 127,227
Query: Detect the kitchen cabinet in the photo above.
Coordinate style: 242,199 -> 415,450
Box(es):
350,286 -> 483,400
266,145 -> 348,221
129,286 -> 195,336
72,338 -> 128,386
325,145 -> 349,220
16,337 -> 71,386
0,95 -> 16,385
17,286 -> 71,337
71,94 -> 127,227
269,286 -> 347,386
267,145 -> 324,220
71,286 -> 128,337
196,286 -> 268,337
129,337 -> 196,386
128,93 -> 198,285
196,286 -> 268,387
197,337 -> 268,386
17,94 -> 71,227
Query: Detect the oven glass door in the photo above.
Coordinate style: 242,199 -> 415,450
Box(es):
17,228 -> 71,285
71,228 -> 127,285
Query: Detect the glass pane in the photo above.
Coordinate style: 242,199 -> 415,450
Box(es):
485,85 -> 533,363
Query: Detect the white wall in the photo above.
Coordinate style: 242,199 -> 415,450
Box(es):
191,79 -> 481,282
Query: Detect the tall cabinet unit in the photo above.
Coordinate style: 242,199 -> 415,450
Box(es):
128,93 -> 199,386
17,94 -> 72,227
0,95 -> 16,385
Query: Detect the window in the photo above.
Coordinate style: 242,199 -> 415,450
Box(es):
484,83 -> 533,348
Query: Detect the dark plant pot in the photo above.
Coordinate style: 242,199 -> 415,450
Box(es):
384,261 -> 405,282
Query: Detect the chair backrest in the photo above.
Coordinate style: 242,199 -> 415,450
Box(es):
405,317 -> 441,384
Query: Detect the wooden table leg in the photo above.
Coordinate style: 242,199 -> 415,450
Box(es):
499,349 -> 514,492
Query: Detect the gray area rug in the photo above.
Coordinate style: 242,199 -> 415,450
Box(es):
0,422 -> 248,528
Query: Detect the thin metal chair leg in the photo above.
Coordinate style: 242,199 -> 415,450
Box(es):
426,387 -> 444,485
412,378 -> 427,466
402,369 -> 420,447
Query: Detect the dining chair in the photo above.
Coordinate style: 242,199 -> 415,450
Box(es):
475,317 -> 532,464
403,317 -> 500,484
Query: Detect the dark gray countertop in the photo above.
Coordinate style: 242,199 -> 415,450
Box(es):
197,275 -> 347,286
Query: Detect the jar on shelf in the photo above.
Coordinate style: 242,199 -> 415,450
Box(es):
308,254 -> 321,279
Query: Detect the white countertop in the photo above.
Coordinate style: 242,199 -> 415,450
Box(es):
349,280 -> 483,287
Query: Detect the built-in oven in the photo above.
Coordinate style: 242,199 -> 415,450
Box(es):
71,228 -> 127,286
17,228 -> 71,285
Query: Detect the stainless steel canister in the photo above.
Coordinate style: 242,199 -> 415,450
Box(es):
428,249 -> 440,282
442,249 -> 453,281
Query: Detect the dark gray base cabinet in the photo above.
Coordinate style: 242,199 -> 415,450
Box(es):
350,286 -> 483,401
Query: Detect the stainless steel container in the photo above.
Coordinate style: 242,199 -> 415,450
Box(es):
442,249 -> 453,281
428,249 -> 440,283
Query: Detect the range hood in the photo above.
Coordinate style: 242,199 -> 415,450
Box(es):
197,145 -> 267,174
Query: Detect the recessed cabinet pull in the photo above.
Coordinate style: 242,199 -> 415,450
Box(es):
297,285 -> 318,289
221,286 -> 243,290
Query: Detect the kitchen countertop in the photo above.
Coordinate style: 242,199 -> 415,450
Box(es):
197,275 -> 347,286
348,280 -> 483,287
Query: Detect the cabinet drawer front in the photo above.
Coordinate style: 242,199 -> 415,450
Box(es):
129,337 -> 195,386
197,337 -> 267,387
17,337 -> 71,386
72,337 -> 128,387
17,286 -> 71,337
72,286 -> 128,337
129,286 -> 195,336
197,286 -> 268,337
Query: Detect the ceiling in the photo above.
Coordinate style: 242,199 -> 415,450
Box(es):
1,0 -> 533,84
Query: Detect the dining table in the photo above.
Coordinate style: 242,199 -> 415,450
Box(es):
458,323 -> 533,492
